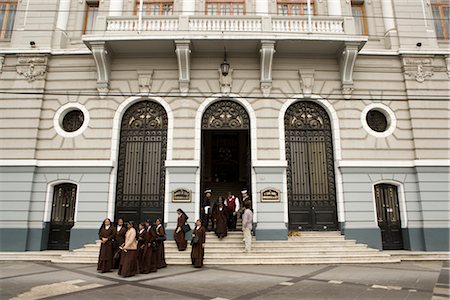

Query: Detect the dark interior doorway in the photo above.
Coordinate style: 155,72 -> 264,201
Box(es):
200,100 -> 251,207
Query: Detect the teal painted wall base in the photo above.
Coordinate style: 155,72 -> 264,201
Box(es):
343,228 -> 383,250
423,228 -> 450,251
0,228 -> 28,251
69,229 -> 98,250
402,228 -> 425,251
255,228 -> 288,241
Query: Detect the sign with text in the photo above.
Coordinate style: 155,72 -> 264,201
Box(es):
260,188 -> 280,202
172,188 -> 192,202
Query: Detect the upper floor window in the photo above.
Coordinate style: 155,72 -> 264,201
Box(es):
83,1 -> 99,34
206,0 -> 245,16
277,0 -> 315,16
431,0 -> 449,39
351,1 -> 367,35
0,1 -> 17,40
135,1 -> 174,16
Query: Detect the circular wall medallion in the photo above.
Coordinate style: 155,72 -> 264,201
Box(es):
361,103 -> 396,138
54,103 -> 90,138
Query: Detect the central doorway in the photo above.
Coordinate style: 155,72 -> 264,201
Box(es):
201,100 -> 251,206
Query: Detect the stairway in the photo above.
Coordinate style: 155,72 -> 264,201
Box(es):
51,231 -> 400,264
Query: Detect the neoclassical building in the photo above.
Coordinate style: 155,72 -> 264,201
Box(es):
0,0 -> 449,252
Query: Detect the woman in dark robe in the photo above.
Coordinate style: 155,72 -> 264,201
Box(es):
97,218 -> 115,273
142,219 -> 158,273
174,208 -> 188,251
213,197 -> 228,239
137,222 -> 147,273
118,221 -> 139,277
155,218 -> 167,268
113,218 -> 126,269
191,218 -> 206,268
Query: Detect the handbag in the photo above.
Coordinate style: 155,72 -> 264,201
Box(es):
182,223 -> 191,233
190,236 -> 199,246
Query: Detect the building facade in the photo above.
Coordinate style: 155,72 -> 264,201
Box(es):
0,0 -> 449,252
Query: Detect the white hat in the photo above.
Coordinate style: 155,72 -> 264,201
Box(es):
241,189 -> 248,194
204,189 -> 212,193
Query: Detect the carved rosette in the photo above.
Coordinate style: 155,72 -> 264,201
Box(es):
16,55 -> 48,82
202,100 -> 249,129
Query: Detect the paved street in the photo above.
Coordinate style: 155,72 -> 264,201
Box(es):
0,261 -> 448,300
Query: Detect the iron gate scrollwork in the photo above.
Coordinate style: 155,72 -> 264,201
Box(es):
285,101 -> 337,231
202,100 -> 250,130
48,183 -> 77,250
115,100 -> 168,224
374,184 -> 403,250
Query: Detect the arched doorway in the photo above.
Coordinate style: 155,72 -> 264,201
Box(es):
374,183 -> 403,250
285,101 -> 337,231
115,100 -> 168,224
47,183 -> 77,250
201,100 -> 251,209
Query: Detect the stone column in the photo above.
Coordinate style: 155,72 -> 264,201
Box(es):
182,0 -> 196,15
380,0 -> 399,48
109,0 -> 124,16
381,0 -> 395,33
56,0 -> 71,31
327,0 -> 342,16
255,0 -> 269,15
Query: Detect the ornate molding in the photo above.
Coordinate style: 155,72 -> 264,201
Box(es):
260,40 -> 276,97
202,100 -> 249,130
218,68 -> 233,95
16,54 -> 48,82
175,40 -> 191,96
91,41 -> 112,94
338,42 -> 359,99
445,55 -> 450,78
298,68 -> 315,98
137,70 -> 154,93
0,55 -> 4,73
402,56 -> 434,83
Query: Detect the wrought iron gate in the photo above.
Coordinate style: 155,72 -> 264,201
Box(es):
374,184 -> 403,250
285,101 -> 337,231
48,183 -> 77,250
115,101 -> 168,224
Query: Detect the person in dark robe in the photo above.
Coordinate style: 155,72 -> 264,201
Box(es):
212,197 -> 228,239
118,221 -> 139,277
97,218 -> 115,273
191,218 -> 206,268
142,219 -> 158,273
174,208 -> 188,251
112,218 -> 126,269
137,222 -> 147,273
201,189 -> 212,231
155,218 -> 167,268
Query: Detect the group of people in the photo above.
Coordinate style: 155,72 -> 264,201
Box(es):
201,188 -> 254,252
97,188 -> 253,275
97,217 -> 167,277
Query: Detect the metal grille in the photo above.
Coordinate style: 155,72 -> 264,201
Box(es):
366,110 -> 388,132
62,110 -> 84,132
285,101 -> 337,230
202,100 -> 249,130
48,183 -> 77,250
374,184 -> 403,250
115,100 -> 168,223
